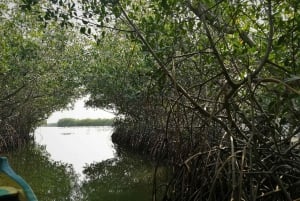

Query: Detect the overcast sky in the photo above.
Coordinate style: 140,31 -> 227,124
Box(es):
47,97 -> 115,123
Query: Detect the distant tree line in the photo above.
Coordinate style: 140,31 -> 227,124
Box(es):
55,118 -> 114,127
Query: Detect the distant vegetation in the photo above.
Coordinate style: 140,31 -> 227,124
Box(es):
53,118 -> 114,127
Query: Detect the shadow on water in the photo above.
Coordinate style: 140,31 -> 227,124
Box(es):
3,142 -> 82,201
3,143 -> 168,201
81,147 -> 167,201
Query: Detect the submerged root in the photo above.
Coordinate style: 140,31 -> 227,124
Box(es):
0,121 -> 26,152
112,121 -> 300,201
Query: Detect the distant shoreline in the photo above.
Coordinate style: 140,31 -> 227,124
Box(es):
45,118 -> 114,127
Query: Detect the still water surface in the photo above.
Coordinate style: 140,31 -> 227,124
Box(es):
4,126 -> 166,201
34,126 -> 115,175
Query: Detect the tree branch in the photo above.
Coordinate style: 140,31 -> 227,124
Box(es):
117,2 -> 230,132
186,0 -> 256,47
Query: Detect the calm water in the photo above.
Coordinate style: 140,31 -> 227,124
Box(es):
34,126 -> 116,176
4,126 -> 167,201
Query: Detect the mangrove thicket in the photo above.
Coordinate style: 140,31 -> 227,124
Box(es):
3,0 -> 300,200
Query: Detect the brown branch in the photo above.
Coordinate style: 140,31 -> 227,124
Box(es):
117,2 -> 230,132
240,0 -> 274,85
0,84 -> 26,103
186,1 -> 256,48
186,1 -> 236,88
202,19 -> 236,88
254,77 -> 300,95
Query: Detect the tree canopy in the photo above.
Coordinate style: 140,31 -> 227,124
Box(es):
0,0 -> 91,148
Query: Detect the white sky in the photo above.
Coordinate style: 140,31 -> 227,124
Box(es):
47,97 -> 115,123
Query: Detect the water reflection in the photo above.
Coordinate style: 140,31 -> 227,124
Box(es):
81,148 -> 166,201
3,127 -> 168,201
34,126 -> 115,175
4,143 -> 81,201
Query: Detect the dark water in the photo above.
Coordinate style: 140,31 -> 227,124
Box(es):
3,127 -> 167,201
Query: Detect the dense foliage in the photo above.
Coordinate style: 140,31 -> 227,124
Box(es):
5,143 -> 81,201
4,0 -> 300,200
0,0 -> 90,150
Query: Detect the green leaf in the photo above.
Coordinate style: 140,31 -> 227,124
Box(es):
82,19 -> 89,24
80,27 -> 86,34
